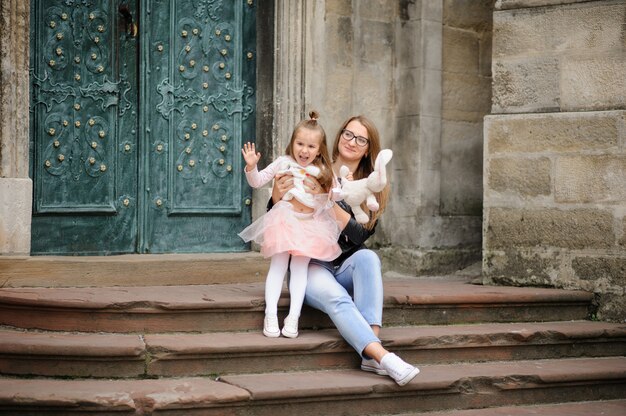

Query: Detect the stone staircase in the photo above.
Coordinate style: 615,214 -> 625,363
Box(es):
0,254 -> 624,415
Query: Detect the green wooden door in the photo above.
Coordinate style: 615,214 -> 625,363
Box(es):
30,0 -> 255,254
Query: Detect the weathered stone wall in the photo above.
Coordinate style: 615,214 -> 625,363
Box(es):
302,0 -> 492,275
485,0 -> 626,321
0,0 -> 32,254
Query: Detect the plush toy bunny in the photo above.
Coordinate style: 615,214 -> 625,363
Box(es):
332,149 -> 393,223
278,160 -> 321,208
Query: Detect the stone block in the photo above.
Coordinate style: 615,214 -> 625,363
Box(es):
444,0 -> 493,32
594,292 -> 626,323
488,157 -> 551,197
422,0 -> 443,22
354,71 -> 393,114
483,249 -> 561,285
396,68 -> 421,117
0,178 -> 32,254
492,57 -> 560,113
485,111 -> 623,154
357,0 -> 394,22
572,256 -> 626,286
358,20 -> 393,65
422,20 -> 443,71
325,0 -> 352,16
326,15 -> 354,69
443,72 -> 491,122
379,246 -> 481,276
422,69 -> 442,118
396,20 -> 421,69
493,2 -> 626,59
555,155 -> 626,203
561,55 -> 626,112
485,207 -> 614,250
398,0 -> 422,22
391,115 -> 419,207
319,68 -> 353,128
479,34 -> 492,78
441,120 -> 483,215
443,27 -> 479,75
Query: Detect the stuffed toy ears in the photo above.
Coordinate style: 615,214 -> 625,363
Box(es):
375,149 -> 393,170
339,165 -> 350,178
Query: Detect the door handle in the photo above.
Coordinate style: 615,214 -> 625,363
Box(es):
119,3 -> 138,38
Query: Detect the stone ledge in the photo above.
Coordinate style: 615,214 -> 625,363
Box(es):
496,0 -> 597,11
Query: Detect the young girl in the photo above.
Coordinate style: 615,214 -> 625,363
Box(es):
238,111 -> 341,338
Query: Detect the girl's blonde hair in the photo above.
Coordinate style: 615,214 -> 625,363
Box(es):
331,115 -> 389,230
285,111 -> 334,191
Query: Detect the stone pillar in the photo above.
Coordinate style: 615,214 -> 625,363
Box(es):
379,0 -> 492,275
0,0 -> 32,255
484,0 -> 626,321
246,0 -> 308,222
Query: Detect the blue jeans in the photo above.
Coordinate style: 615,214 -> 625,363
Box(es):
305,249 -> 383,357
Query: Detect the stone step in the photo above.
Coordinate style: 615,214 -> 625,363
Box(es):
1,321 -> 623,378
406,399 -> 626,415
1,357 -> 624,415
0,253 -> 269,287
0,278 -> 593,333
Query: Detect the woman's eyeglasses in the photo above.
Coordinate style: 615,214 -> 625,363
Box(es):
341,129 -> 369,147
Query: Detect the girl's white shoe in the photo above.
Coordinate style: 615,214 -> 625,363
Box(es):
281,315 -> 299,338
263,314 -> 280,338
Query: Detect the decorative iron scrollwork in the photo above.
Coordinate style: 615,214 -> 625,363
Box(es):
209,81 -> 254,120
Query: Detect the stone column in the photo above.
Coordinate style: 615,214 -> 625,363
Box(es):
0,0 -> 32,255
273,0 -> 307,155
380,0 -> 491,275
248,0 -> 308,221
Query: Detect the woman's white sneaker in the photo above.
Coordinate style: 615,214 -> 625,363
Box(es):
281,315 -> 299,338
263,314 -> 280,338
380,353 -> 420,386
361,358 -> 388,375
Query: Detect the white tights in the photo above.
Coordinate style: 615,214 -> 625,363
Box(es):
264,252 -> 310,318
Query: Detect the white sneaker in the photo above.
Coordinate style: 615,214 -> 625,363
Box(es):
380,353 -> 420,386
263,314 -> 280,338
361,358 -> 388,376
281,314 -> 299,338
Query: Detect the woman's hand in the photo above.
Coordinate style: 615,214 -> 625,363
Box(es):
271,172 -> 294,203
304,175 -> 322,195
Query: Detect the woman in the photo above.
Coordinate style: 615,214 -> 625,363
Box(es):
271,115 -> 420,386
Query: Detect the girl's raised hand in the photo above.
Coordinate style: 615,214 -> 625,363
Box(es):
241,142 -> 261,171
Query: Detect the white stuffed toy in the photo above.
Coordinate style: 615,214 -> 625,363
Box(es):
278,159 -> 321,208
332,149 -> 393,223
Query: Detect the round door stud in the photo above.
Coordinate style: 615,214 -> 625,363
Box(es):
123,198 -> 130,207
245,198 -> 251,205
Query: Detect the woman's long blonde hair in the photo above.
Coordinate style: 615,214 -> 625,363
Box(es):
331,115 -> 389,230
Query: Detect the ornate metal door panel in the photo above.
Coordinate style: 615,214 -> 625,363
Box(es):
30,0 -> 255,254
30,0 -> 139,254
140,0 -> 255,253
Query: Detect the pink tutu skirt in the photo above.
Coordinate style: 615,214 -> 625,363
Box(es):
239,201 -> 342,261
